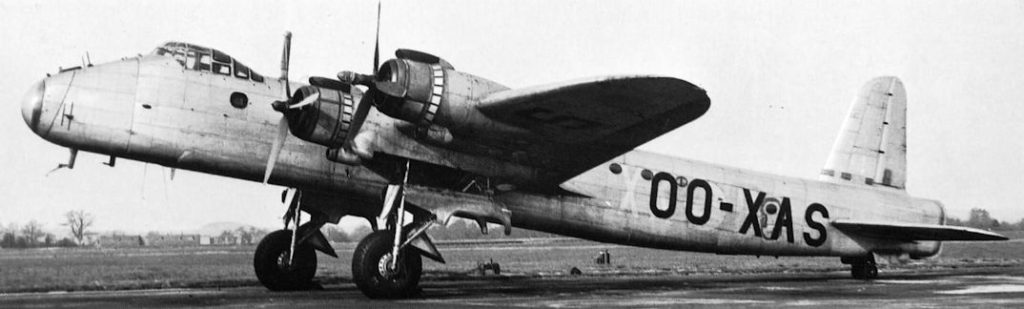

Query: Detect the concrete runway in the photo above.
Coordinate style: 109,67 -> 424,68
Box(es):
4,266 -> 1024,308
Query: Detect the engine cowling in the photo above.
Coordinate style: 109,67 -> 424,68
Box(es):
283,85 -> 360,149
371,54 -> 511,136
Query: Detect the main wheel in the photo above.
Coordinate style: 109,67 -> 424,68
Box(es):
254,229 -> 317,291
352,230 -> 422,299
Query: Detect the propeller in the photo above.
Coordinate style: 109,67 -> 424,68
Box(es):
263,32 -> 321,184
335,2 -> 383,160
266,2 -> 388,180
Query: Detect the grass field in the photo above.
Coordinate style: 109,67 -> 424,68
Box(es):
1,238 -> 1022,293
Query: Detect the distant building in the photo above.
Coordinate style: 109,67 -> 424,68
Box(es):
98,235 -> 144,247
145,234 -> 202,247
209,234 -> 241,245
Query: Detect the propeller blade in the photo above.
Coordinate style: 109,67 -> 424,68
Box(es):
343,93 -> 374,150
263,116 -> 290,184
373,1 -> 381,74
288,92 -> 320,110
280,32 -> 293,100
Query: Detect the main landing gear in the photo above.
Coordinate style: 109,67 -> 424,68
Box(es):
842,255 -> 879,280
254,160 -> 456,298
253,189 -> 338,291
350,160 -> 443,299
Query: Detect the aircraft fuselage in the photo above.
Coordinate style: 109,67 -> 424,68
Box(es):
23,54 -> 944,260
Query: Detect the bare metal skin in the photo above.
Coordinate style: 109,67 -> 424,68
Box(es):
21,42 -> 1004,297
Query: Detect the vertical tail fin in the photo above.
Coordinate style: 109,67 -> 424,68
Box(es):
819,76 -> 907,190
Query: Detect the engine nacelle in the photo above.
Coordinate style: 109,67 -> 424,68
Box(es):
283,85 -> 360,149
372,54 -> 511,136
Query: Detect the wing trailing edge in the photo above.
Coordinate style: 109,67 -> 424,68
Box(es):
832,219 -> 1008,241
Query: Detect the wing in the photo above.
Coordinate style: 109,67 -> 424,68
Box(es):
476,75 -> 709,184
832,220 -> 1008,241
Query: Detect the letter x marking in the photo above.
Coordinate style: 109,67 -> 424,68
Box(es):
739,189 -> 764,237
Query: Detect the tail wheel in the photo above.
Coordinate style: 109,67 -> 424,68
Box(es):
352,230 -> 422,299
254,229 -> 317,291
851,262 -> 878,280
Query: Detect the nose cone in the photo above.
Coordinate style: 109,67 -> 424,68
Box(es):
21,79 -> 45,134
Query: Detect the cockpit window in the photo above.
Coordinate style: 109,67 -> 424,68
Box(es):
250,71 -> 265,83
197,53 -> 212,71
213,62 -> 231,76
212,49 -> 231,63
152,42 -> 265,83
234,62 -> 249,79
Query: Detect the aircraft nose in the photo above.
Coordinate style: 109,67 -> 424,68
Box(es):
21,79 -> 45,134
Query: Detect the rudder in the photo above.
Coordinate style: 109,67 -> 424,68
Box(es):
819,76 -> 907,190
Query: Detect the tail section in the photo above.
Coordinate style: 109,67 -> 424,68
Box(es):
820,76 -> 907,190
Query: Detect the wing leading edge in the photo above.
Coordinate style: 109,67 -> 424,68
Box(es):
832,220 -> 1008,241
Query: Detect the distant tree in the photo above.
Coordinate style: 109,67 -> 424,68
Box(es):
0,232 -> 14,248
14,235 -> 27,248
56,237 -> 77,247
5,223 -> 19,237
250,228 -> 268,244
945,217 -> 964,226
235,226 -> 264,245
348,225 -> 373,241
324,226 -> 349,243
967,208 -> 994,229
44,233 -> 55,246
64,210 -> 94,244
21,220 -> 44,247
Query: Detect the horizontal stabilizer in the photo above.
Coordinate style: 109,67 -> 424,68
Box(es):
832,220 -> 1008,241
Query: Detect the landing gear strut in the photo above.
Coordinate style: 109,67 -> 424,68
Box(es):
351,160 -> 436,299
843,255 -> 878,280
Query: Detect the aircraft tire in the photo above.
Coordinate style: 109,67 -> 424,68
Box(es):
851,264 -> 864,279
352,230 -> 422,299
253,229 -> 318,291
864,263 -> 878,279
850,262 -> 878,280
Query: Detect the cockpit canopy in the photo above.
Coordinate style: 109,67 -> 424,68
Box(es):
151,42 -> 265,83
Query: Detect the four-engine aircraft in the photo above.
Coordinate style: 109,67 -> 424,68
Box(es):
21,26 -> 1007,298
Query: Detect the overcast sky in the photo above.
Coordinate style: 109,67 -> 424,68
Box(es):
1,0 -> 1022,235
